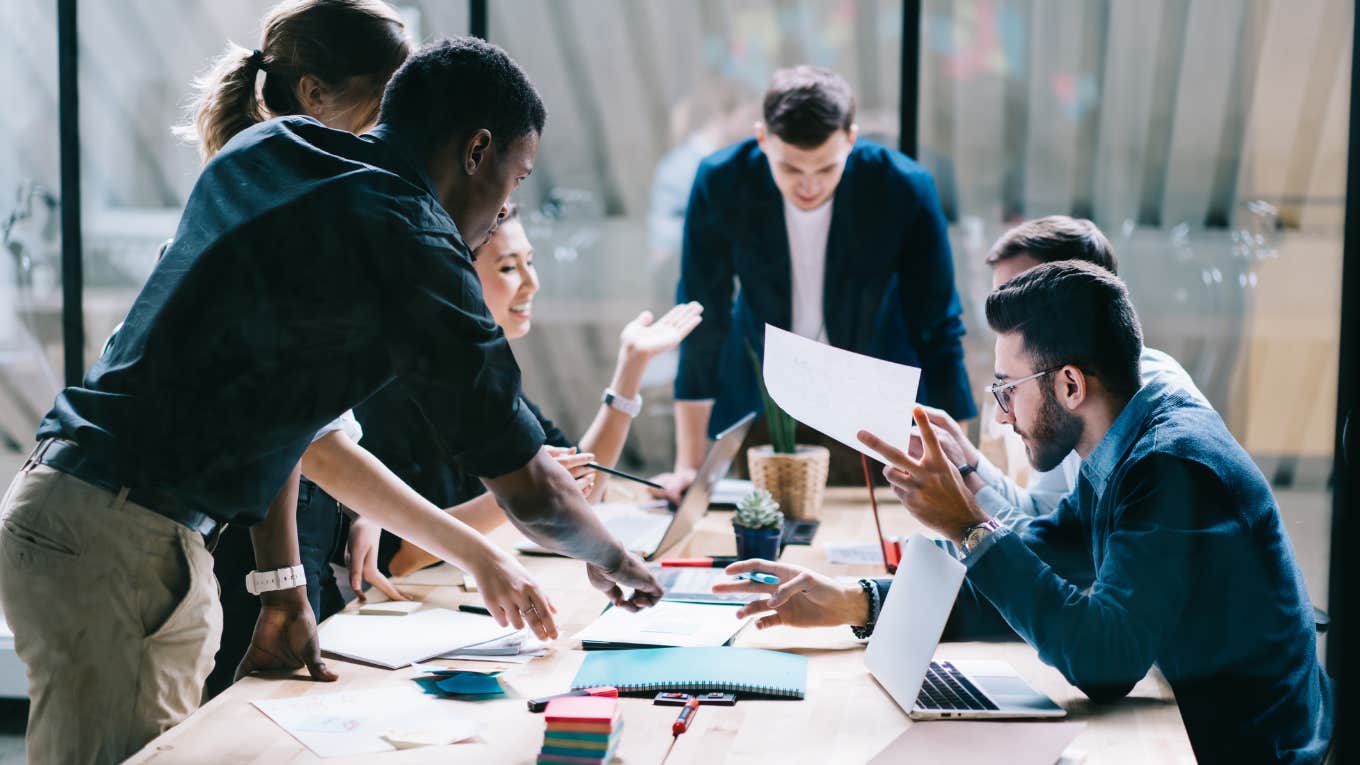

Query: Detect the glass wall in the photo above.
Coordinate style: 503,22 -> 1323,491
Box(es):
73,0 -> 456,370
918,0 -> 1350,614
492,0 -> 904,470
0,1 -> 63,478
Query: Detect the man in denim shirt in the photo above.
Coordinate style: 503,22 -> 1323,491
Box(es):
725,261 -> 1332,763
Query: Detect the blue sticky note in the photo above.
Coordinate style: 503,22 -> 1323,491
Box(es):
437,672 -> 504,696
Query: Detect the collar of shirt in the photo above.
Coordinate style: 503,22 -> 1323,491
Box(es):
1078,372 -> 1176,496
363,123 -> 440,201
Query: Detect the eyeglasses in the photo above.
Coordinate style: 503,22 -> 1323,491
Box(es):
987,367 -> 1061,414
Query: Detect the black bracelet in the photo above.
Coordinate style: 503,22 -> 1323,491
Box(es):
850,578 -> 880,639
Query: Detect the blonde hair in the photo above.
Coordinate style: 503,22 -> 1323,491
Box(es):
175,0 -> 410,161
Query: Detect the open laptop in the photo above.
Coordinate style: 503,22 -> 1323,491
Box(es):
517,413 -> 755,561
865,534 -> 1066,720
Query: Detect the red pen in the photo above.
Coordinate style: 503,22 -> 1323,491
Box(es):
672,697 -> 700,735
660,557 -> 739,568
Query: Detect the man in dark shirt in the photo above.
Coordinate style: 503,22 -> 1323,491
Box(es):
0,38 -> 659,764
722,262 -> 1332,763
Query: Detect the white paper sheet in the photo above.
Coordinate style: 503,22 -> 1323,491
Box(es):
319,607 -> 516,669
253,687 -> 477,758
575,601 -> 751,648
438,628 -> 552,663
825,542 -> 888,565
762,324 -> 922,460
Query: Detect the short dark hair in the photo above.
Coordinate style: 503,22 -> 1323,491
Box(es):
762,66 -> 855,148
986,260 -> 1143,401
379,36 -> 546,153
987,216 -> 1118,275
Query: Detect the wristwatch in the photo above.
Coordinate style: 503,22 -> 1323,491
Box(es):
602,388 -> 642,418
958,518 -> 1002,558
245,564 -> 306,596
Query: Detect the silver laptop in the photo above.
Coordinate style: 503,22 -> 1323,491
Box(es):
518,413 -> 755,561
866,534 -> 1066,720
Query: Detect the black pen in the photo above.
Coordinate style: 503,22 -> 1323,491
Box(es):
458,604 -> 491,616
584,462 -> 665,490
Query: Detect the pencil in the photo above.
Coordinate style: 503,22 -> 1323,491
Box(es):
584,462 -> 665,490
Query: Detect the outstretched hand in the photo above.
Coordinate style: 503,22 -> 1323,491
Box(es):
711,559 -> 868,629
857,405 -> 988,544
619,302 -> 703,360
236,589 -> 337,683
587,552 -> 663,612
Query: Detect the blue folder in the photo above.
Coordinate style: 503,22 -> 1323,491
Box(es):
570,646 -> 807,699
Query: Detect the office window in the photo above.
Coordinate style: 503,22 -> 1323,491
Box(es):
493,0 -> 904,469
919,0 -> 1350,613
0,1 -> 63,474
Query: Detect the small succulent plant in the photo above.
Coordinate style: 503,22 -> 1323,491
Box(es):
735,488 -> 784,530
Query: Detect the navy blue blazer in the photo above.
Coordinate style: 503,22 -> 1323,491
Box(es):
675,138 -> 975,435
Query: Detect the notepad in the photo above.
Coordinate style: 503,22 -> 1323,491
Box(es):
571,646 -> 808,698
319,608 -> 516,669
575,601 -> 751,649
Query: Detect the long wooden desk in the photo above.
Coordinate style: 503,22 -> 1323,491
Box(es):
129,488 -> 1194,764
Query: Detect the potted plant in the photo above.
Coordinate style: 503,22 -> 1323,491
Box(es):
744,343 -> 830,519
733,489 -> 784,561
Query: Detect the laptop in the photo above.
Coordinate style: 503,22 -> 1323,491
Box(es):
517,413 -> 755,561
865,534 -> 1066,720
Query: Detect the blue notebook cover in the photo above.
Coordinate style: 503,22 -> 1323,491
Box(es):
570,646 -> 807,699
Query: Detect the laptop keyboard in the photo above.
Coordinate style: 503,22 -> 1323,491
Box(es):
916,661 -> 998,712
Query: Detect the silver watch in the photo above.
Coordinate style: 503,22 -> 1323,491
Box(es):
959,518 -> 1002,558
602,388 -> 642,418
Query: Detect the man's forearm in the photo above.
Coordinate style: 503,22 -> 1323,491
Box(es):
482,448 -> 629,572
673,399 -> 713,472
251,464 -> 304,570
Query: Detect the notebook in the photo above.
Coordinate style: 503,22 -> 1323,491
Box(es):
571,646 -> 807,699
574,601 -> 751,649
319,608 -> 516,669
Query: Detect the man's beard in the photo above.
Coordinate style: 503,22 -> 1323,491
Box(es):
1020,384 -> 1083,473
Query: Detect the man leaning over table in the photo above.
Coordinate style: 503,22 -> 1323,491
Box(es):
0,37 -> 660,765
716,261 -> 1332,764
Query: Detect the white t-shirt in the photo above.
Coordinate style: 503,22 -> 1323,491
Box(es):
783,198 -> 833,341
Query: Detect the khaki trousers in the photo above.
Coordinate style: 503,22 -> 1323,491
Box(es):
0,463 -> 222,765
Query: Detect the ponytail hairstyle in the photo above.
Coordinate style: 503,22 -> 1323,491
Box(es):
175,0 -> 411,161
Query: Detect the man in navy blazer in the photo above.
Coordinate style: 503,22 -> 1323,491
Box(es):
662,66 -> 974,492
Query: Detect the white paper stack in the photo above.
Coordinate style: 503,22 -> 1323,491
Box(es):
319,608 -> 516,669
438,628 -> 553,664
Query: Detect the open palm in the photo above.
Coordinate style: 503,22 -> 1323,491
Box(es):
619,302 -> 703,359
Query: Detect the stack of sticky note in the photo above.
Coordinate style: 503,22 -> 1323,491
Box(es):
538,696 -> 623,764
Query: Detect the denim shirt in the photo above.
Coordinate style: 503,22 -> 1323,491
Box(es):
874,376 -> 1332,763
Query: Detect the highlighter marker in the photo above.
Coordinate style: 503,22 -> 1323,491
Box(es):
735,572 -> 780,585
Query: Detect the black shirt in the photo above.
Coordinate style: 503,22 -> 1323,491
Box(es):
355,385 -> 572,510
37,117 -> 545,524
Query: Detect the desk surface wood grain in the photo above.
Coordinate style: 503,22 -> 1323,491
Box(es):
128,487 -> 1193,764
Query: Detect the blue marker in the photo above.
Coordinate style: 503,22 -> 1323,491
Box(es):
735,572 -> 780,585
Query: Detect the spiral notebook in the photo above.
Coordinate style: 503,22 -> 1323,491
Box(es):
570,647 -> 807,699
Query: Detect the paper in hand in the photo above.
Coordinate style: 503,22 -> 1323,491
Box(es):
762,325 -> 922,460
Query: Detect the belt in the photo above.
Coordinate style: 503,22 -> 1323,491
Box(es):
30,438 -> 220,539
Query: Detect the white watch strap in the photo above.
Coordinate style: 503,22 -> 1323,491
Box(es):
246,564 -> 306,596
602,388 -> 642,418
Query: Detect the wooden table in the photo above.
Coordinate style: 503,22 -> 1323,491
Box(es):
129,488 -> 1194,764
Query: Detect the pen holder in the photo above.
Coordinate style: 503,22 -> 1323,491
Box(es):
733,522 -> 782,561
746,444 -> 830,520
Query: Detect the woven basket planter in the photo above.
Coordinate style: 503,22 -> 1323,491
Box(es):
746,444 -> 830,520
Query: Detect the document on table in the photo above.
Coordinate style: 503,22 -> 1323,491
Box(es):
575,601 -> 751,649
868,721 -> 1086,765
438,628 -> 553,663
825,542 -> 887,565
762,324 -> 922,459
319,607 -> 516,669
253,687 -> 478,758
